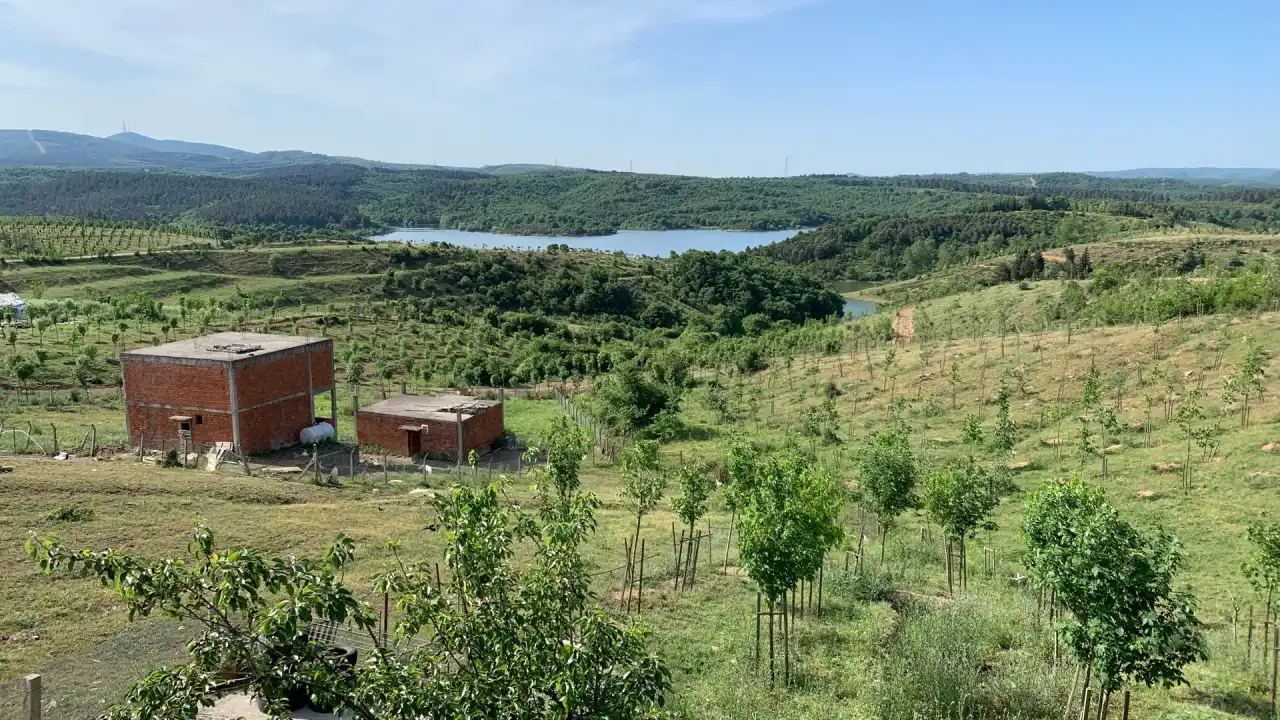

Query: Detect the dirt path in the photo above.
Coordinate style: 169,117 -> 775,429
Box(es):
27,128 -> 45,154
892,305 -> 915,342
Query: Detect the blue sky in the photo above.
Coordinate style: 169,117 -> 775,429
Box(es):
0,0 -> 1276,176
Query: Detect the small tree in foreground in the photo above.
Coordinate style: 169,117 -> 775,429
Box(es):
856,423 -> 919,563
26,416 -> 669,720
620,439 -> 668,563
735,450 -> 843,684
671,460 -> 715,585
1023,477 -> 1206,711
922,457 -> 1000,594
1243,521 -> 1280,623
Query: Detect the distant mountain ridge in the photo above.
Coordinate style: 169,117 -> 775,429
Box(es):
3,128 -> 1280,187
0,129 -> 501,175
1088,167 -> 1280,187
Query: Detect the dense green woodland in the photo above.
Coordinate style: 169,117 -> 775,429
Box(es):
4,165 -> 1280,242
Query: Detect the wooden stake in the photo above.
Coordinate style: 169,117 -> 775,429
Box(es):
637,539 -> 645,613
724,511 -> 735,573
1064,664 -> 1081,720
1272,627 -> 1278,720
1121,690 -> 1130,720
769,597 -> 776,684
755,593 -> 762,666
1249,606 -> 1256,667
782,592 -> 791,686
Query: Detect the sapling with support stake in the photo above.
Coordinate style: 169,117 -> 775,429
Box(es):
733,448 -> 842,686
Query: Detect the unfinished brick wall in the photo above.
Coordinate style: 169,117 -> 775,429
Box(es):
123,338 -> 335,454
127,404 -> 234,450
123,358 -> 230,410
310,345 -> 334,388
357,403 -> 505,460
239,395 -> 314,453
235,350 -> 310,410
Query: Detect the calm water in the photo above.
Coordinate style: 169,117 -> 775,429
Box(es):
843,297 -> 876,319
376,227 -> 877,317
376,227 -> 802,256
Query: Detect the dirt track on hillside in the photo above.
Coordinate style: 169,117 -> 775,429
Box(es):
892,305 -> 915,342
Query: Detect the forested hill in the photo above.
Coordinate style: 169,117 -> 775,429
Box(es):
4,165 -> 1280,239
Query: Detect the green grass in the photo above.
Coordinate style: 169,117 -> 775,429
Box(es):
2,239 -> 1280,718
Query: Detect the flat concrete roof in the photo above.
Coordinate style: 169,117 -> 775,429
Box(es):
361,394 -> 499,422
122,332 -> 327,361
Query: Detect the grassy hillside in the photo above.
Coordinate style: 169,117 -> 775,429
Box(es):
2,224 -> 1279,718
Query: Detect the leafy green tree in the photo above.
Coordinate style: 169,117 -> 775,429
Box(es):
922,457 -> 1000,594
1096,406 -> 1121,477
33,317 -> 49,347
72,345 -> 103,390
671,461 -> 714,543
735,449 -> 843,680
1023,477 -> 1206,704
8,353 -> 35,402
800,396 -> 840,445
1244,521 -> 1280,622
991,385 -> 1017,461
1174,390 -> 1204,492
947,361 -> 961,409
594,362 -> 682,438
346,358 -> 366,396
961,412 -> 984,448
856,423 -> 919,562
1224,337 -> 1268,428
620,440 -> 668,558
25,415 -> 669,720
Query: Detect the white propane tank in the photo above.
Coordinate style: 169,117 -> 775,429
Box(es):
300,422 -> 336,446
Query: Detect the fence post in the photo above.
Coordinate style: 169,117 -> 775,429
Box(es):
22,673 -> 41,720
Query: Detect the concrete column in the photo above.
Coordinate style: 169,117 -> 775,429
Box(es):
456,408 -> 463,466
305,348 -> 314,422
22,673 -> 40,720
352,389 -> 360,446
121,358 -> 132,447
227,363 -> 241,453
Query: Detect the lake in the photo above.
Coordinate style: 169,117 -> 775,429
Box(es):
376,227 -> 877,317
376,227 -> 803,256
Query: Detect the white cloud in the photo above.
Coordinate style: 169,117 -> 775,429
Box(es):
0,0 -> 809,105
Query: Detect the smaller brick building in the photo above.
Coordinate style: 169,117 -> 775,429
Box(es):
122,332 -> 336,455
357,394 -> 504,460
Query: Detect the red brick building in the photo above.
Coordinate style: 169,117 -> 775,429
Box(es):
357,394 -> 504,460
122,332 -> 336,454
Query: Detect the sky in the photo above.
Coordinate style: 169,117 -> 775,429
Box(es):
0,0 -> 1278,177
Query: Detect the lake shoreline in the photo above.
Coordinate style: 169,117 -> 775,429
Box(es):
373,227 -> 807,257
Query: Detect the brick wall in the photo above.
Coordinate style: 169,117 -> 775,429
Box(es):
123,340 -> 334,452
235,352 -> 309,409
239,394 -> 314,453
123,357 -> 230,410
357,403 -> 505,460
310,344 -> 334,388
463,404 -> 505,456
127,405 -> 234,449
